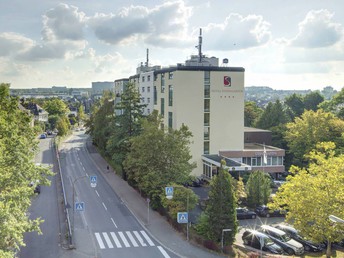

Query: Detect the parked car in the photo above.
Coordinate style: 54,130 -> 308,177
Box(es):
236,208 -> 257,219
39,134 -> 46,139
242,229 -> 284,255
255,205 -> 286,218
274,224 -> 325,252
259,225 -> 304,255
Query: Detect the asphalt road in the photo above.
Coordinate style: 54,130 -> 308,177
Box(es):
20,135 -> 65,258
60,131 -> 178,258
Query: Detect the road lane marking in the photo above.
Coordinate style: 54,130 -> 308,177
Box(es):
111,218 -> 118,228
102,202 -> 107,210
126,231 -> 139,247
95,233 -> 105,249
140,230 -> 155,246
110,232 -> 122,248
118,231 -> 130,247
95,190 -> 100,197
133,231 -> 146,246
157,246 -> 170,258
102,232 -> 114,248
86,172 -> 89,177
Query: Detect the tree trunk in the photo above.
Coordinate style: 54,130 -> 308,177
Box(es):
326,239 -> 332,258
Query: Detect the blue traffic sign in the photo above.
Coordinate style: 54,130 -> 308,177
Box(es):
75,202 -> 85,211
177,212 -> 188,223
165,186 -> 174,197
90,175 -> 97,184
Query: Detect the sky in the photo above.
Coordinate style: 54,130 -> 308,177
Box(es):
1,0 -> 344,91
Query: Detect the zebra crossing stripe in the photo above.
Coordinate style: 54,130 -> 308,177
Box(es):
102,232 -> 114,248
126,231 -> 139,247
118,231 -> 130,247
110,232 -> 122,248
95,233 -> 105,249
158,246 -> 171,258
133,231 -> 147,247
140,230 -> 155,246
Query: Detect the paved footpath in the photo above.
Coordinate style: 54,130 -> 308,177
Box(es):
85,139 -> 225,258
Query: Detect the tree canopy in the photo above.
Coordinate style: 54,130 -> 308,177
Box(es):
246,170 -> 271,207
270,142 -> 344,257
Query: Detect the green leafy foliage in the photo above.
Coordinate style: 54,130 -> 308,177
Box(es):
270,142 -> 344,256
0,83 -> 52,256
246,170 -> 271,207
199,161 -> 238,244
123,113 -> 196,209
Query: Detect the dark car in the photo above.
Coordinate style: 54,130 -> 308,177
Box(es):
30,181 -> 41,194
274,224 -> 325,252
242,229 -> 284,254
236,208 -> 257,219
255,205 -> 286,218
259,225 -> 304,255
39,133 -> 46,139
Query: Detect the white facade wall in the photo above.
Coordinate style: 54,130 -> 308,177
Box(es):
154,68 -> 245,176
139,71 -> 154,115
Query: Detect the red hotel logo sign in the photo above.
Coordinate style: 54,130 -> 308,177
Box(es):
224,76 -> 231,87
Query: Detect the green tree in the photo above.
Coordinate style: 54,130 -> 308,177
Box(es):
123,113 -> 196,209
244,101 -> 262,127
255,100 -> 289,129
303,91 -> 324,111
246,170 -> 271,208
107,83 -> 146,179
77,104 -> 86,124
198,160 -> 238,245
234,176 -> 247,205
270,142 -> 344,258
285,109 -> 344,167
56,116 -> 70,136
284,93 -> 305,120
0,83 -> 52,257
319,88 -> 344,119
43,98 -> 69,117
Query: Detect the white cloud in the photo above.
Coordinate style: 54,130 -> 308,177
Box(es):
290,9 -> 343,48
42,3 -> 86,41
0,32 -> 34,57
203,13 -> 271,51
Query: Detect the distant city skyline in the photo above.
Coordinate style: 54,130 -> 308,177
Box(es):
1,0 -> 344,91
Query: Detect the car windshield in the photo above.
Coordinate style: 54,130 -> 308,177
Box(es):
263,237 -> 274,246
280,233 -> 291,242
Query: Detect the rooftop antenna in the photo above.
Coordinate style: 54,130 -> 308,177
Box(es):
145,48 -> 149,67
198,28 -> 202,63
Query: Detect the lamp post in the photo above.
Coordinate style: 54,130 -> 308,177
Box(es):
71,175 -> 88,247
166,186 -> 190,241
221,229 -> 232,251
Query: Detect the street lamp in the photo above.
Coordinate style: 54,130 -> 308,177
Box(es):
71,175 -> 88,247
329,215 -> 344,224
221,228 -> 232,251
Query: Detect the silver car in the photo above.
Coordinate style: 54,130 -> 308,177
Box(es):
259,225 -> 304,255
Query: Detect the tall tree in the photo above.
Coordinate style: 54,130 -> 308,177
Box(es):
285,109 -> 344,167
255,100 -> 289,129
123,113 -> 196,208
107,83 -> 146,178
319,88 -> 344,119
0,83 -> 52,257
43,98 -> 69,117
303,91 -> 324,111
284,93 -> 305,120
201,160 -> 238,245
246,170 -> 271,208
270,142 -> 344,258
244,101 -> 263,127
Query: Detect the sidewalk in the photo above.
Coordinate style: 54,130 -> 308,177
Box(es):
85,139 -> 225,258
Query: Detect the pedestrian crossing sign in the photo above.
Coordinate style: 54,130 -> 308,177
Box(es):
177,212 -> 188,223
165,186 -> 173,198
75,202 -> 85,211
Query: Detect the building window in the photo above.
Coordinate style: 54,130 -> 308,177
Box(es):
142,76 -> 145,82
161,98 -> 165,117
141,97 -> 145,103
147,108 -> 150,114
154,74 -> 158,81
168,112 -> 173,128
142,87 -> 145,93
204,113 -> 210,126
204,84 -> 210,98
204,141 -> 209,154
168,85 -> 173,106
169,72 -> 174,79
204,71 -> 210,83
204,99 -> 210,112
148,75 -> 151,81
161,74 -> 165,93
147,86 -> 150,93
147,97 -> 150,103
204,127 -> 210,140
154,86 -> 157,104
